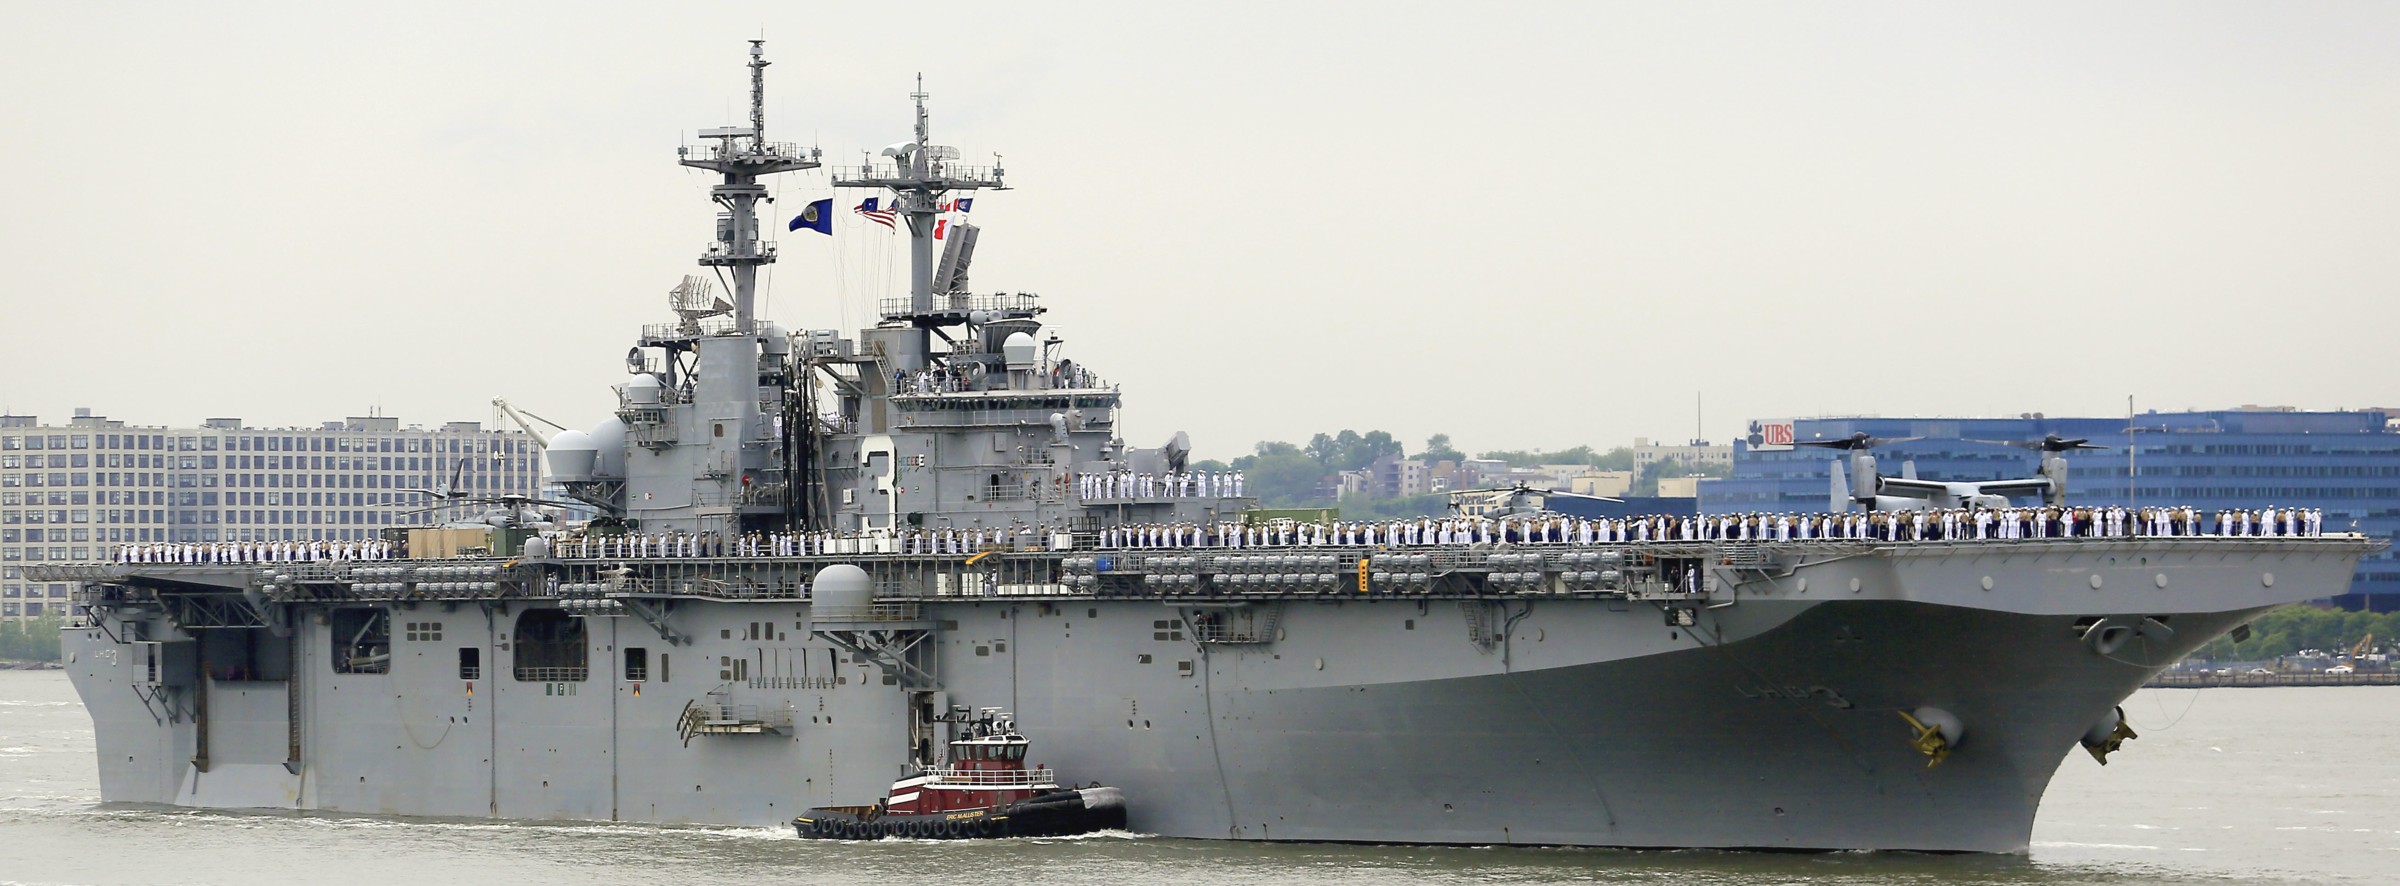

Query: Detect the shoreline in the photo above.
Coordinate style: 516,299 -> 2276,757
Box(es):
2145,671 -> 2398,688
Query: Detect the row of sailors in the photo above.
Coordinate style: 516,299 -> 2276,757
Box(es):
116,540 -> 397,563
1092,505 -> 2330,548
896,366 -> 1110,395
1693,505 -> 2330,542
554,529 -> 1052,559
1049,363 -> 1103,390
542,505 -> 2332,561
896,368 -> 971,394
1078,470 -> 1245,500
118,505 -> 2326,565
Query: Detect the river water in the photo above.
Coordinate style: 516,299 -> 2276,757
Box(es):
1,670 -> 2391,885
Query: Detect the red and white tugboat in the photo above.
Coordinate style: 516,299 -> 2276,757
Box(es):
794,709 -> 1127,840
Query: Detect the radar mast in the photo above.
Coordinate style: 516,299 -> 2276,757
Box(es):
833,77 -> 1006,365
676,40 -> 822,333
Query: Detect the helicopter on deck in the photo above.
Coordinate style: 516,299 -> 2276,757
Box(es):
1446,483 -> 1623,520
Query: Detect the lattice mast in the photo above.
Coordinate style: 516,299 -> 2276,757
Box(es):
676,40 -> 821,333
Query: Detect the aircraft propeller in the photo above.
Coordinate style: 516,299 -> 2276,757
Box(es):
1794,431 -> 1923,451
1966,434 -> 2110,453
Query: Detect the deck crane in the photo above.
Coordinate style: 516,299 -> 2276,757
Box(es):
490,398 -> 568,447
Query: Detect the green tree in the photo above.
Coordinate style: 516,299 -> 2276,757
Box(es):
1478,445 -> 1635,471
1251,440 -> 1301,459
0,614 -> 63,662
1631,460 -> 1729,496
1304,433 -> 1338,465
1422,434 -> 1465,464
1340,493 -> 1450,520
1244,452 -> 1332,506
1593,447 -> 1638,472
2187,607 -> 2400,662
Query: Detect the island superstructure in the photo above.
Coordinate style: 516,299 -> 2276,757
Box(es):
35,44 -> 2380,853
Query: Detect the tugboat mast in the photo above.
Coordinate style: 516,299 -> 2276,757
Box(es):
677,40 -> 821,333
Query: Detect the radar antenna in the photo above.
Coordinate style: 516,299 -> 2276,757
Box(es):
675,41 -> 821,333
668,275 -> 733,334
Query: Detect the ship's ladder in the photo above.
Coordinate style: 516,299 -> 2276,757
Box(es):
1460,601 -> 1500,653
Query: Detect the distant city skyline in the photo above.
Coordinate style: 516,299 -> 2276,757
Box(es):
7,3 -> 2398,460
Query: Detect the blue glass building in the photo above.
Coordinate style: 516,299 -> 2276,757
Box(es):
1698,410 -> 2400,610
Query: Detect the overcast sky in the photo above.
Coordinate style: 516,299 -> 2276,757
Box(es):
5,2 -> 2396,460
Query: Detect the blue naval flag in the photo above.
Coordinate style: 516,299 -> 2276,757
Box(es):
788,198 -> 834,234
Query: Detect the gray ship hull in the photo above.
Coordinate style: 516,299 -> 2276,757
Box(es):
54,537 -> 2364,852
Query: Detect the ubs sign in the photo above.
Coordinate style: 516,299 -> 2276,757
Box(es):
1746,419 -> 1795,452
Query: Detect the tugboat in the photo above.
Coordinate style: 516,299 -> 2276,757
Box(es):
795,710 -> 1127,840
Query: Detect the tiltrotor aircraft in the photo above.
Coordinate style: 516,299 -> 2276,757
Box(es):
1809,432 -> 2107,512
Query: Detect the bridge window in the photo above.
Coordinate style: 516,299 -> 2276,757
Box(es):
511,609 -> 588,682
330,609 -> 390,674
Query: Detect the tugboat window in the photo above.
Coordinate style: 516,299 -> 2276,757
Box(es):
511,609 -> 589,682
330,608 -> 390,674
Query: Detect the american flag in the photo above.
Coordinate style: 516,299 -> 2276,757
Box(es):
853,197 -> 897,231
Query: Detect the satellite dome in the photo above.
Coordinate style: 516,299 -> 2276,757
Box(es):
1003,332 -> 1037,369
587,417 -> 628,479
544,430 -> 598,483
622,374 -> 665,406
813,563 -> 875,613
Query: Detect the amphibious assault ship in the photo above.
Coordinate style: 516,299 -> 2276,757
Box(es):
38,44 -> 2380,852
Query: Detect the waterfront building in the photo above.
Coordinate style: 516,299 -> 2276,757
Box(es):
0,409 -> 540,621
1701,409 -> 2400,609
1630,437 -> 1732,472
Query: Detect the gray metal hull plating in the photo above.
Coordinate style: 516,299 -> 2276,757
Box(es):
60,539 -> 2357,852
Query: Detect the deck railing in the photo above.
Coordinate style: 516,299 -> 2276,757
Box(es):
512,666 -> 590,683
923,766 -> 1057,789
